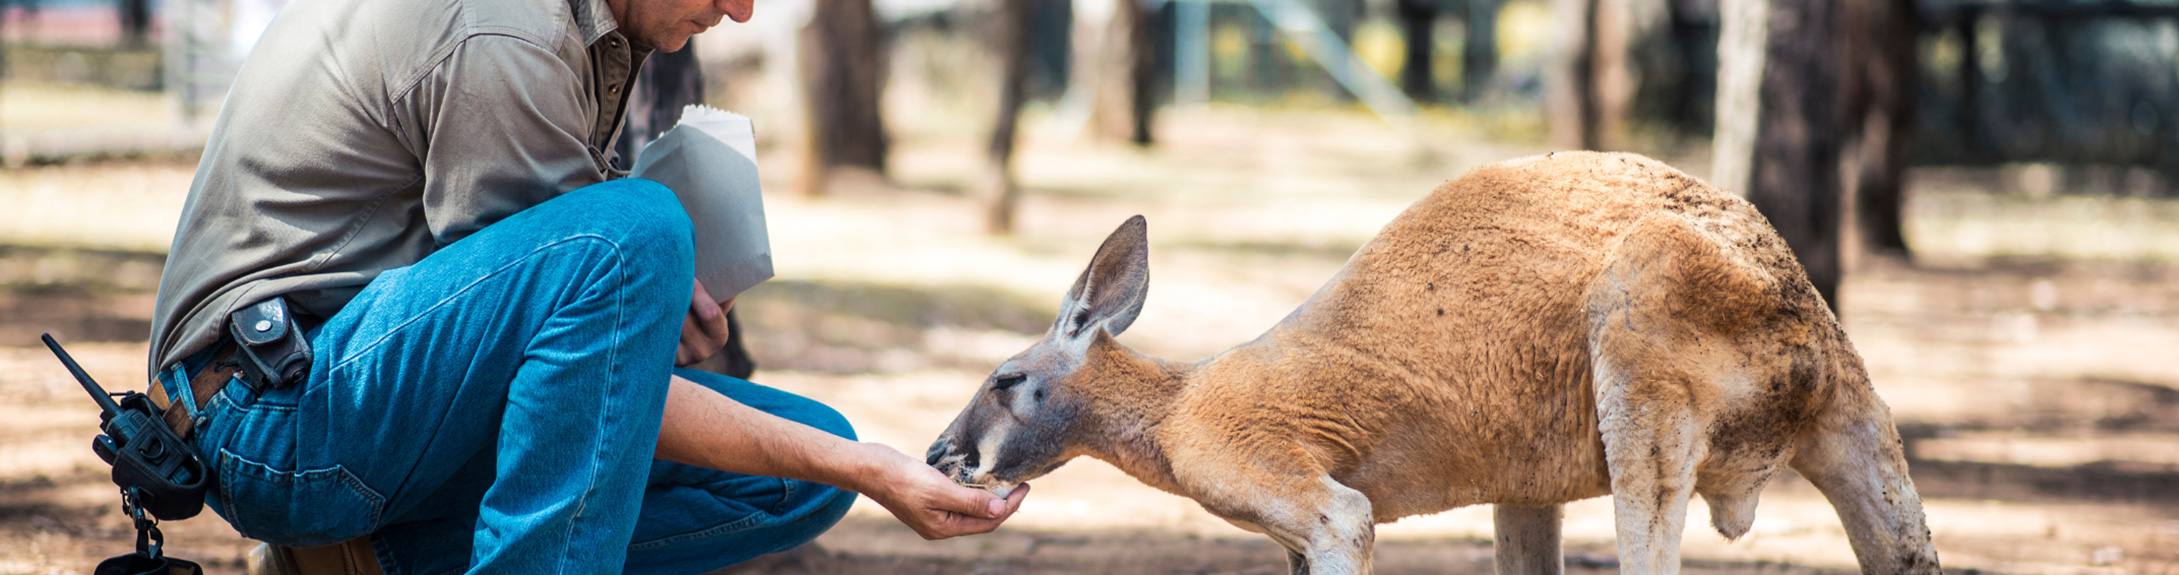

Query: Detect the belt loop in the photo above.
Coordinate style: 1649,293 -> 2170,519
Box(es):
163,364 -> 191,406
176,368 -> 205,428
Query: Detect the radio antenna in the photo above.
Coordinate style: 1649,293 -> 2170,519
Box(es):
41,334 -> 122,415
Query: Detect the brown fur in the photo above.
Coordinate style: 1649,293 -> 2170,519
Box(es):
929,152 -> 1939,575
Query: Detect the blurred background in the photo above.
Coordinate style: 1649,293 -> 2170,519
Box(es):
3,0 -> 2178,573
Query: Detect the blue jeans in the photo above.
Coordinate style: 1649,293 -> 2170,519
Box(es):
174,180 -> 857,574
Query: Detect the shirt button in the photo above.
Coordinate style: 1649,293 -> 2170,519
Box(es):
609,39 -> 622,49
608,84 -> 620,96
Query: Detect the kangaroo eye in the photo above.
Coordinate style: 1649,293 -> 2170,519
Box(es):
992,374 -> 1027,391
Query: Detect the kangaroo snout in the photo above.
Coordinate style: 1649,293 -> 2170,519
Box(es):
924,436 -> 979,480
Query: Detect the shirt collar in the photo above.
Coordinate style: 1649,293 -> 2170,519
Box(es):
570,0 -> 619,46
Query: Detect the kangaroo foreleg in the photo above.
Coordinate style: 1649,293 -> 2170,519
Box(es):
1195,471 -> 1376,575
1791,384 -> 1941,575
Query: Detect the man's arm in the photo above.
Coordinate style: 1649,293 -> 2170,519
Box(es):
655,376 -> 1029,539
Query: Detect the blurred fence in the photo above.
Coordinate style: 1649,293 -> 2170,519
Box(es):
4,0 -> 2179,179
1914,0 -> 2179,174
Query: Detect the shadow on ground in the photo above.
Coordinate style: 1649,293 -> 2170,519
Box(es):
0,246 -> 164,346
712,516 -> 1888,575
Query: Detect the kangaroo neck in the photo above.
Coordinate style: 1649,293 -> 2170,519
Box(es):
1077,340 -> 1195,495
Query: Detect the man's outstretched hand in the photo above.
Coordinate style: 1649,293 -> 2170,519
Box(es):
678,279 -> 734,366
660,380 -> 1027,542
853,444 -> 1029,540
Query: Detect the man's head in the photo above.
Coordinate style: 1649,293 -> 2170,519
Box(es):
607,0 -> 753,53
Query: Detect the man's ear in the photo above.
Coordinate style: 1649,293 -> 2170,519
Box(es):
1057,215 -> 1150,339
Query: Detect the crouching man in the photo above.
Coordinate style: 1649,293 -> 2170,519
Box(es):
146,0 -> 1027,572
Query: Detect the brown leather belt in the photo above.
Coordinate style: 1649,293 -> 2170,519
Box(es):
145,345 -> 243,440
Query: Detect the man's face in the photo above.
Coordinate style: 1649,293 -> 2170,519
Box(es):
609,0 -> 753,53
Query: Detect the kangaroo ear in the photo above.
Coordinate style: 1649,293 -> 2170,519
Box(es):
1059,215 -> 1150,339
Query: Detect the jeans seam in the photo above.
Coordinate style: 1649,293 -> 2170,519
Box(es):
625,505 -> 780,551
547,233 -> 633,574
625,478 -> 806,551
323,234 -> 630,374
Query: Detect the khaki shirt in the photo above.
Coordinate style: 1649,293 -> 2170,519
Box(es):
148,0 -> 651,376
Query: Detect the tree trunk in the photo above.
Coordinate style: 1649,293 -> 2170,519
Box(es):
1461,0 -> 1498,102
1396,0 -> 1437,103
1711,0 -> 1767,195
798,0 -> 889,196
980,0 -> 1036,234
119,0 -> 152,49
1746,0 -> 1844,313
1589,0 -> 1635,150
1841,0 -> 1916,258
1087,0 -> 1157,145
616,43 -> 706,167
1546,0 -> 1598,150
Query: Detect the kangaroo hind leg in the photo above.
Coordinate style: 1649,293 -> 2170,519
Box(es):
1493,504 -> 1563,575
1584,213 -> 1793,575
1589,354 -> 1702,575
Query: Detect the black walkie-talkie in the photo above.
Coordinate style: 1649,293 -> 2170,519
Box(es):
45,334 -> 211,575
42,334 -> 209,519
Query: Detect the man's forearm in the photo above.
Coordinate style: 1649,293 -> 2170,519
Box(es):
656,375 -> 1029,539
654,376 -> 884,494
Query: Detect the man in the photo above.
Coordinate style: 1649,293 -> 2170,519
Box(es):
146,0 -> 1028,572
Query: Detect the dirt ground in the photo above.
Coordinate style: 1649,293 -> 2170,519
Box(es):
4,108 -> 2178,575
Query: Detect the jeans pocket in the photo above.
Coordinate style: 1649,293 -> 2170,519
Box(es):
218,450 -> 386,547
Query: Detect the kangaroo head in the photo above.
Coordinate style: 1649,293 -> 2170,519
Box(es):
927,216 -> 1152,498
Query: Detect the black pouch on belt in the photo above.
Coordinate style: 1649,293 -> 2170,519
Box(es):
229,297 -> 313,391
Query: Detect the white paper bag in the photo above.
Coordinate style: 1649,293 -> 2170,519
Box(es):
629,105 -> 774,303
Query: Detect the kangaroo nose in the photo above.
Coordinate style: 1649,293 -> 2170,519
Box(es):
925,440 -> 950,466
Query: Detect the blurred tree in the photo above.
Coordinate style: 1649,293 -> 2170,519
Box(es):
616,44 -> 705,165
120,0 -> 152,49
799,0 -> 890,196
1397,0 -> 1499,104
1548,0 -> 1667,151
1841,0 -> 1917,258
1082,0 -> 1158,145
1460,0 -> 1498,102
1546,0 -> 1598,149
1717,0 -> 1843,312
1591,0 -> 1632,149
615,40 -> 759,380
980,0 -> 1036,234
1397,0 -> 1440,102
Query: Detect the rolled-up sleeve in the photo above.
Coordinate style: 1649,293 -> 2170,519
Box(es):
398,34 -> 605,247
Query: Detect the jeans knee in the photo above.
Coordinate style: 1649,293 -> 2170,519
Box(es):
669,370 -> 859,442
801,401 -> 857,442
567,178 -> 694,270
770,484 -> 856,554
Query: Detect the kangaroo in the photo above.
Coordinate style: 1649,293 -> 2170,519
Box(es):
925,152 -> 1939,575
